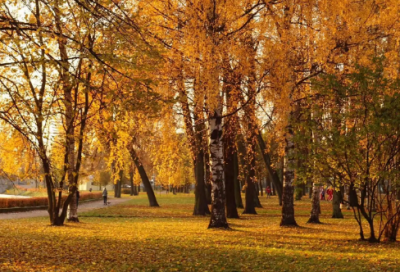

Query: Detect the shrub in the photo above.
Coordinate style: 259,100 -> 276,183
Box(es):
0,192 -> 102,209
295,188 -> 303,201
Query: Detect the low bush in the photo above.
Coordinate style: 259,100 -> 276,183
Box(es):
0,192 -> 102,209
295,187 -> 303,201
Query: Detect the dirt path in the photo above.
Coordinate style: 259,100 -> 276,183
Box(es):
0,197 -> 130,220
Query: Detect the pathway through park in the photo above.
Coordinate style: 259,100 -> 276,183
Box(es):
0,197 -> 130,220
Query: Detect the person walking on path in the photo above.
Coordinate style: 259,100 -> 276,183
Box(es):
102,187 -> 108,205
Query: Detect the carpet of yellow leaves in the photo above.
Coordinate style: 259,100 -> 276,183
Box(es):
0,194 -> 399,271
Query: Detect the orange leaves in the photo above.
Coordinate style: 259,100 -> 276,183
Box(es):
0,195 -> 399,271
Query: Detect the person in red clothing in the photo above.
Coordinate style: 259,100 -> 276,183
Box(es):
327,187 -> 334,201
266,186 -> 271,198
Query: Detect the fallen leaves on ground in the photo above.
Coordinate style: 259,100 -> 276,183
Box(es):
0,194 -> 399,271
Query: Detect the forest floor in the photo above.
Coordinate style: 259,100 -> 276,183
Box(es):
0,193 -> 399,272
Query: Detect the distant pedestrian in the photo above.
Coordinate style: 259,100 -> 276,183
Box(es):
266,186 -> 271,198
89,188 -> 92,193
102,187 -> 108,205
76,190 -> 80,207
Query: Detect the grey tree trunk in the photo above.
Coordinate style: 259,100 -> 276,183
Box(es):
208,108 -> 229,229
224,130 -> 239,218
233,152 -> 243,208
193,148 -> 210,215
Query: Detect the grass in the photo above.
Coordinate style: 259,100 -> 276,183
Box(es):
0,193 -> 399,271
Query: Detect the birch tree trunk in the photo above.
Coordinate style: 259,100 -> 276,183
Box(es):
280,112 -> 298,226
307,182 -> 321,223
208,108 -> 229,228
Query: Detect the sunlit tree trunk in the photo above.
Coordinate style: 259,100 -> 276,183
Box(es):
208,108 -> 229,229
307,182 -> 321,223
280,111 -> 298,226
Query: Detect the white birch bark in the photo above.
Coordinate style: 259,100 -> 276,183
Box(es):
208,106 -> 228,228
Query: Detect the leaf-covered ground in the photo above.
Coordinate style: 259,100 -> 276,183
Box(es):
0,194 -> 399,271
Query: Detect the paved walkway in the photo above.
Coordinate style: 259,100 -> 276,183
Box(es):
0,197 -> 130,220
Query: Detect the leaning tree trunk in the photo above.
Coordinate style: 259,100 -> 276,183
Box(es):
280,112 -> 298,226
253,179 -> 262,208
208,108 -> 229,229
128,145 -> 159,207
257,133 -> 283,205
307,182 -> 321,223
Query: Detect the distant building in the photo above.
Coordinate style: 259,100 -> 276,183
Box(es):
78,175 -> 114,191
